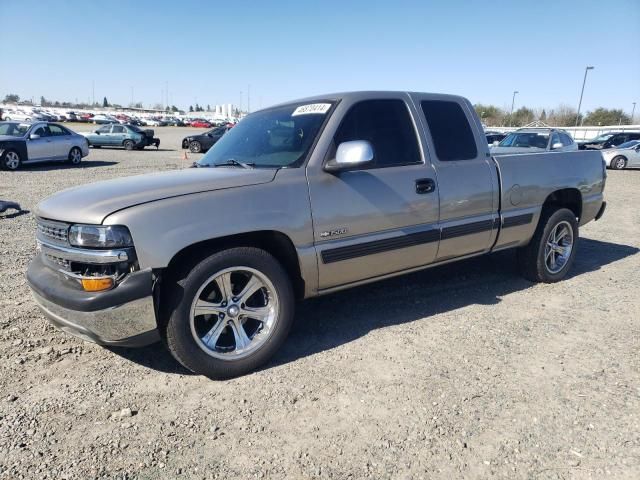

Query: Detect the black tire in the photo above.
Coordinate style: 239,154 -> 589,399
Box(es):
123,140 -> 135,151
610,156 -> 627,170
164,247 -> 295,379
68,147 -> 82,165
1,150 -> 21,171
92,145 -> 101,148
517,208 -> 578,283
189,140 -> 202,153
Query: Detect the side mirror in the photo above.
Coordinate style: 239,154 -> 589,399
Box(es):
551,142 -> 563,150
492,141 -> 500,146
29,134 -> 40,140
324,140 -> 374,173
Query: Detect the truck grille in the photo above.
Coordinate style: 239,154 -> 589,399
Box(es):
43,252 -> 71,271
36,218 -> 69,244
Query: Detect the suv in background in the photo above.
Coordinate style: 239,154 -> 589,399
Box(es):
601,132 -> 640,150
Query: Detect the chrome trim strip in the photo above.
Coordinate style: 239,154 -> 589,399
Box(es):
39,241 -> 131,264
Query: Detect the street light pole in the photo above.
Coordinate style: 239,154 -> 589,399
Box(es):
508,90 -> 518,127
575,66 -> 594,127
632,102 -> 637,124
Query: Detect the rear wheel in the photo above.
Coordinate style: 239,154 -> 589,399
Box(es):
517,208 -> 578,283
123,140 -> 135,151
68,147 -> 82,165
2,150 -> 21,171
164,247 -> 295,379
189,141 -> 202,153
610,156 -> 627,170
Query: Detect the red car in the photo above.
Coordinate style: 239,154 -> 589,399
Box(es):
190,119 -> 212,128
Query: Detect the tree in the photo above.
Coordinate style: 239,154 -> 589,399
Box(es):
189,105 -> 194,112
207,104 -> 211,111
539,109 -> 547,122
583,108 -> 630,126
40,96 -> 48,107
510,107 -> 535,127
3,93 -> 20,103
170,105 -> 179,112
102,97 -> 109,108
547,104 -> 580,127
473,104 -> 506,127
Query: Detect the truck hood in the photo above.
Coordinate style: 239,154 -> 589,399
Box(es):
36,167 -> 278,224
490,146 -> 546,155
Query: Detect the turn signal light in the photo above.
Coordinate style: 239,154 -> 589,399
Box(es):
81,277 -> 114,292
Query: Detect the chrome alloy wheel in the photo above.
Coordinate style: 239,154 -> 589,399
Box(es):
189,267 -> 279,360
614,157 -> 626,169
544,220 -> 574,274
70,148 -> 82,164
4,151 -> 20,170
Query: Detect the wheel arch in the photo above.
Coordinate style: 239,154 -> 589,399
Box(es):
541,188 -> 582,220
158,230 -> 306,300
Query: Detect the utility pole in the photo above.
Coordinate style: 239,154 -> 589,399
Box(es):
240,91 -> 243,113
508,90 -> 518,127
92,80 -> 95,106
631,102 -> 637,124
131,86 -> 134,106
247,84 -> 251,113
575,66 -> 594,127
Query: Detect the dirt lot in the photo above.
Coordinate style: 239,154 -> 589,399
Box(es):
1,127 -> 639,479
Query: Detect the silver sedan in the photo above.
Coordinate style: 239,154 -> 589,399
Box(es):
0,121 -> 89,171
602,140 -> 640,170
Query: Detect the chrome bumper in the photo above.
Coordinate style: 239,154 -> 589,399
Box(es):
31,290 -> 159,347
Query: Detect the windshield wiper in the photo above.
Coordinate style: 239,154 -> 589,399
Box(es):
214,158 -> 255,169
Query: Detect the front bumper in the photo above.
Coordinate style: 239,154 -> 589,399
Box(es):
27,255 -> 159,347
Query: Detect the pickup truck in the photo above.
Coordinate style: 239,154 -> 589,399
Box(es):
27,91 -> 607,379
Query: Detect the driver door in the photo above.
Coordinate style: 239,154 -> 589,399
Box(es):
26,125 -> 52,161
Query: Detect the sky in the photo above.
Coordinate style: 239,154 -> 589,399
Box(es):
1,0 -> 638,114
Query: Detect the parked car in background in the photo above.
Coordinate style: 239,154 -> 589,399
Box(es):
600,132 -> 640,150
486,132 -> 507,146
578,132 -> 620,150
165,117 -> 186,127
91,114 -> 118,125
601,140 -> 640,169
143,118 -> 164,127
0,121 -> 89,170
66,111 -> 79,122
27,91 -> 606,379
181,125 -> 231,153
81,123 -> 160,150
190,119 -> 212,128
3,110 -> 40,122
79,113 -> 94,123
491,128 -> 577,155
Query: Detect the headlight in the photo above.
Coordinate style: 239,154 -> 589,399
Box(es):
68,225 -> 133,248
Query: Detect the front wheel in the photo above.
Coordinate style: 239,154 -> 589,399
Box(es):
164,247 -> 295,379
517,208 -> 578,283
189,141 -> 202,153
610,156 -> 627,170
123,140 -> 134,151
2,150 -> 21,171
68,147 -> 82,165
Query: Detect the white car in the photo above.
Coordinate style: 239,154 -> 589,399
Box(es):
144,118 -> 162,126
602,140 -> 640,170
3,110 -> 35,122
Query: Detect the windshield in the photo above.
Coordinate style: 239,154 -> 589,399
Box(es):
198,102 -> 334,168
498,132 -> 549,149
618,140 -> 640,149
591,133 -> 615,142
0,122 -> 30,137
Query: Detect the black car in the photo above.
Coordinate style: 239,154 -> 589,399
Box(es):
181,125 -> 231,153
579,131 -> 640,150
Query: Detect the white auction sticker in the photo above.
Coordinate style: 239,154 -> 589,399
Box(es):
292,103 -> 332,116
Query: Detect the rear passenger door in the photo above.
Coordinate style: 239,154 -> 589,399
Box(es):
111,125 -> 127,147
414,96 -> 499,261
308,96 -> 440,289
47,124 -> 72,158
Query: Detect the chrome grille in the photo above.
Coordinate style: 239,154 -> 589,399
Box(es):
43,252 -> 71,271
36,218 -> 69,244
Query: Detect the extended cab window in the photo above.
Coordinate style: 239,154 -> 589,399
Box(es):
421,100 -> 477,161
334,99 -> 421,168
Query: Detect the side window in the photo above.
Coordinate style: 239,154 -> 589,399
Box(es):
421,100 -> 478,161
560,133 -> 573,146
33,126 -> 48,137
97,125 -> 111,134
112,125 -> 126,134
333,99 -> 421,168
48,124 -> 67,136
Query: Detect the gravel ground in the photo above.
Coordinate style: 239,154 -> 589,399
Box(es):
1,127 -> 639,479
